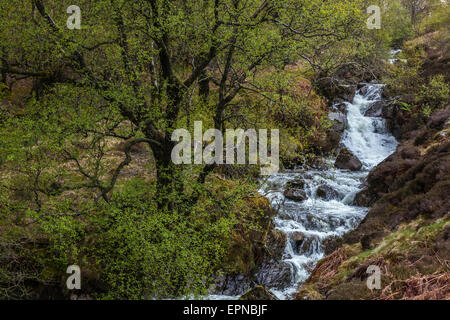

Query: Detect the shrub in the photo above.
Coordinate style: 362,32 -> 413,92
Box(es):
419,74 -> 450,110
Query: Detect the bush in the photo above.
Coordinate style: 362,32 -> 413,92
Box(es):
419,74 -> 450,111
419,5 -> 450,35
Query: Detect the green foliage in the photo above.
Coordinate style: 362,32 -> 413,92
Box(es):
419,75 -> 450,110
384,58 -> 422,98
400,101 -> 413,112
0,0 -> 410,300
0,175 -> 256,299
418,3 -> 450,34
364,0 -> 414,54
89,178 -> 231,299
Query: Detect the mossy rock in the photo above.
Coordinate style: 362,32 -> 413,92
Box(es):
239,286 -> 278,300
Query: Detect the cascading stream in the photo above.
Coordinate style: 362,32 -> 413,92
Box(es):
258,84 -> 398,299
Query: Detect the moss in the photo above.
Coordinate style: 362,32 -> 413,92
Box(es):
295,283 -> 324,300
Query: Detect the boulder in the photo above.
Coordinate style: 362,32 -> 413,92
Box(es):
328,112 -> 347,131
283,188 -> 307,202
294,235 -> 318,255
255,261 -> 292,290
358,84 -> 370,96
322,235 -> 344,255
316,78 -> 357,102
324,112 -> 348,153
330,98 -> 348,114
212,274 -> 253,296
266,229 -> 287,260
285,178 -> 306,190
290,231 -> 305,243
380,101 -> 414,138
364,101 -> 384,117
284,179 -> 307,202
239,286 -> 278,300
211,229 -> 287,296
335,148 -> 363,171
353,187 -> 375,207
316,184 -> 339,200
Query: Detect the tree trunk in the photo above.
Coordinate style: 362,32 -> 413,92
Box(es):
152,137 -> 185,211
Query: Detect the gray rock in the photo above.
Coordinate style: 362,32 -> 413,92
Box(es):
211,274 -> 253,296
325,112 -> 348,153
266,229 -> 287,260
316,184 -> 340,200
330,99 -> 348,114
322,235 -> 344,255
256,261 -> 292,290
340,85 -> 357,102
359,84 -> 371,96
364,101 -> 385,117
290,231 -> 305,243
294,235 -> 320,255
335,147 -> 362,171
283,188 -> 307,202
328,112 -> 347,131
285,178 -> 306,190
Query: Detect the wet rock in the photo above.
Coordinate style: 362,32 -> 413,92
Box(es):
256,261 -> 292,290
323,112 -> 348,154
212,274 -> 253,296
239,286 -> 278,300
372,118 -> 389,134
211,194 -> 280,295
266,229 -> 287,260
353,187 -> 375,207
211,227 -> 287,296
364,100 -> 385,117
334,147 -> 362,171
329,112 -> 347,131
380,101 -> 415,139
330,98 -> 348,114
358,84 -> 370,96
285,178 -> 306,190
290,231 -> 305,243
322,235 -> 344,255
316,184 -> 339,200
294,235 -> 319,255
284,188 -> 307,201
381,101 -> 397,119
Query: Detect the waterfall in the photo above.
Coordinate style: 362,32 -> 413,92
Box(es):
258,84 -> 398,299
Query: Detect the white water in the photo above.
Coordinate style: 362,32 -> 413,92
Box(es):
258,84 -> 398,299
389,49 -> 406,64
206,84 -> 398,301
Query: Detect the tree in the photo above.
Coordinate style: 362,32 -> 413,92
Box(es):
402,0 -> 430,25
0,0 -> 365,213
